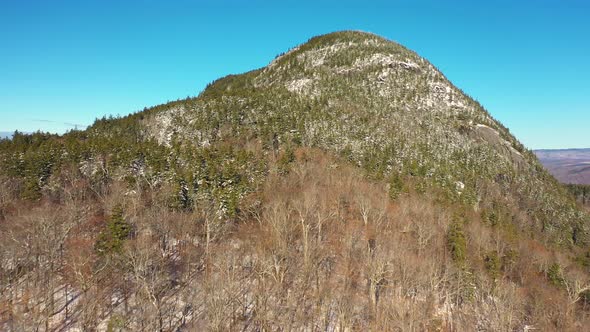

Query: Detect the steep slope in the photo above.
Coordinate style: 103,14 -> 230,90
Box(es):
141,31 -> 587,245
1,31 -> 590,331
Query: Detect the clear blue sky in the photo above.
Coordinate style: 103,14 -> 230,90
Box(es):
0,0 -> 588,149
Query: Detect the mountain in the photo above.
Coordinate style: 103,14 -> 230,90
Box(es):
536,148 -> 590,184
139,30 -> 583,245
1,31 -> 589,331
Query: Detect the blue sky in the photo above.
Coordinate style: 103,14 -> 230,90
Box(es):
0,0 -> 588,149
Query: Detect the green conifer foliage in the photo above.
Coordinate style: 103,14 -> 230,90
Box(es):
277,146 -> 296,175
484,251 -> 501,280
21,177 -> 42,200
388,173 -> 405,200
447,220 -> 467,264
547,263 -> 566,287
95,205 -> 131,255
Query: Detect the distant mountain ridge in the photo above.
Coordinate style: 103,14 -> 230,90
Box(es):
0,132 -> 13,139
535,148 -> 590,184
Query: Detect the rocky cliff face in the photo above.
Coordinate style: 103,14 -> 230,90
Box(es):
141,31 -> 587,245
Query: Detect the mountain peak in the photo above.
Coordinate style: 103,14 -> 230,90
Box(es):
295,30 -> 391,48
266,30 -> 415,73
142,32 -> 588,246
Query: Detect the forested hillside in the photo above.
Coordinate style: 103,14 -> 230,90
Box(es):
566,184 -> 590,208
1,31 -> 590,331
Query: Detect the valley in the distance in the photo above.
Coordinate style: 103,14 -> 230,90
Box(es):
535,148 -> 590,185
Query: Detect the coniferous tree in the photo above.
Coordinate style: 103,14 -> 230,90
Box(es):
95,205 -> 131,255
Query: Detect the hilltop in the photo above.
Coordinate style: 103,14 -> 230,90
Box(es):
1,31 -> 589,331
138,30 -> 585,245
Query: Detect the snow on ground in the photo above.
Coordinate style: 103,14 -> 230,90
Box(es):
286,78 -> 314,95
297,42 -> 356,69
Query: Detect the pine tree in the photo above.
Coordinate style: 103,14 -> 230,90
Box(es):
95,205 -> 131,255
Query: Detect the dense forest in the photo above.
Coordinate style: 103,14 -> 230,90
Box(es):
566,184 -> 590,207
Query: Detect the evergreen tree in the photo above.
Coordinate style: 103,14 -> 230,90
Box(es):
95,205 -> 131,255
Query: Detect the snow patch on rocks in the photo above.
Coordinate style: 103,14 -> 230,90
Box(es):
350,53 -> 422,72
419,82 -> 467,110
455,181 -> 465,194
357,53 -> 398,68
286,78 -> 314,95
149,106 -> 186,147
297,42 -> 356,69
